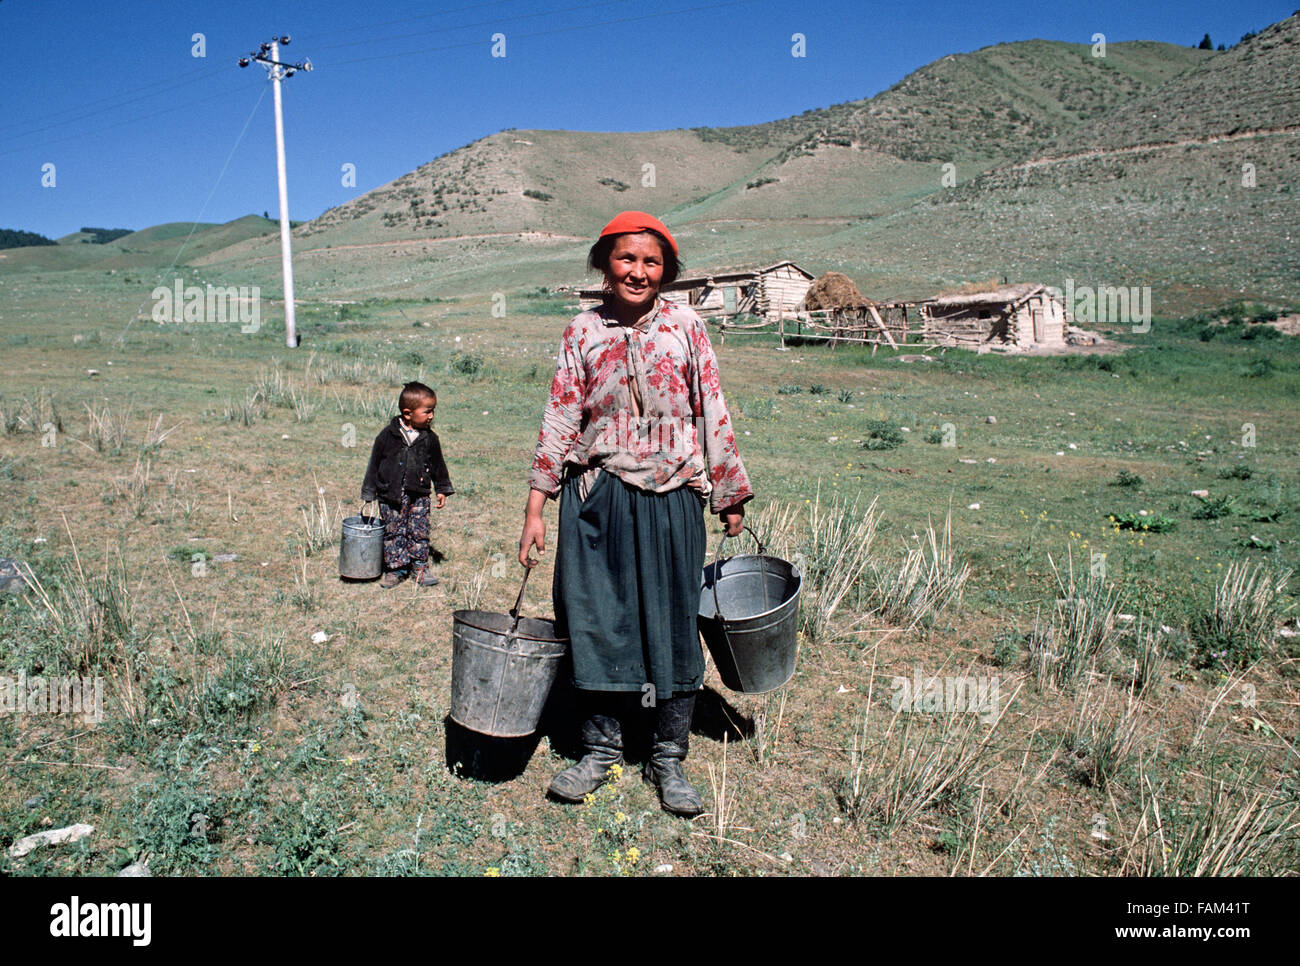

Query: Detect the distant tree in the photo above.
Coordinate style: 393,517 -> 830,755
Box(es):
0,228 -> 57,249
263,210 -> 269,219
1217,43 -> 1225,50
1198,33 -> 1213,49
78,227 -> 132,244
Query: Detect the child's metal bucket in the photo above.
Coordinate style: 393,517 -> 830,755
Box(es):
450,567 -> 568,737
339,503 -> 384,579
698,528 -> 802,694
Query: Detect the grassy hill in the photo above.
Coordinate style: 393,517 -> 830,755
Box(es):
835,14 -> 1300,307
0,216 -> 279,279
4,24 -> 1292,316
182,34 -> 1224,307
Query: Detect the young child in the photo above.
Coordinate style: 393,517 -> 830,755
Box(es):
361,381 -> 454,588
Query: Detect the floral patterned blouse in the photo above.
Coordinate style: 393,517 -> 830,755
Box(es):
528,297 -> 753,514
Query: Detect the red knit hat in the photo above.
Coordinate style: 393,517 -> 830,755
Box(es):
598,210 -> 678,256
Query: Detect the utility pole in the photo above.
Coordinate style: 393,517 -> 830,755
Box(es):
240,36 -> 312,348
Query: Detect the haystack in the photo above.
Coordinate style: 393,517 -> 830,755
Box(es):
803,272 -> 870,311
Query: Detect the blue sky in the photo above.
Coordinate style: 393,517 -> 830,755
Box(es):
0,0 -> 1291,238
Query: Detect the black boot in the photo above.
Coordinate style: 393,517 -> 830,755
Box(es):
643,693 -> 704,817
548,705 -> 623,803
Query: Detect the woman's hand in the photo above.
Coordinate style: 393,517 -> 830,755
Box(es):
720,503 -> 745,537
519,489 -> 549,567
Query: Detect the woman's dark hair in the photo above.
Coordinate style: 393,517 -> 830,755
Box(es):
399,381 -> 436,412
587,229 -> 682,286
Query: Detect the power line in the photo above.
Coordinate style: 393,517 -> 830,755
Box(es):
300,0 -> 540,43
311,0 -> 640,52
0,67 -> 230,142
0,63 -> 227,136
0,81 -> 256,158
324,0 -> 758,66
114,84 -> 269,348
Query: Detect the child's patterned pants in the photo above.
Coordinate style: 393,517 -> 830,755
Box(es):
379,493 -> 431,570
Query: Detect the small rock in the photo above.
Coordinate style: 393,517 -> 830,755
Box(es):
116,861 -> 151,878
281,434 -> 290,439
836,685 -> 851,693
0,558 -> 32,596
985,458 -> 996,463
986,416 -> 996,424
1191,489 -> 1209,498
968,503 -> 980,510
959,458 -> 977,464
780,852 -> 794,863
654,863 -> 673,874
213,553 -> 238,564
23,796 -> 43,809
1173,683 -> 1186,694
1055,451 -> 1064,456
827,436 -> 838,443
1117,614 -> 1136,623
1068,443 -> 1077,450
311,631 -> 330,645
7,823 -> 94,858
86,369 -> 100,377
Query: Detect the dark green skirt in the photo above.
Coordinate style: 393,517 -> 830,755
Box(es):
553,471 -> 707,699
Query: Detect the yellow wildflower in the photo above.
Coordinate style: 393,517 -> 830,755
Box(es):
615,812 -> 627,823
625,847 -> 640,864
485,867 -> 500,877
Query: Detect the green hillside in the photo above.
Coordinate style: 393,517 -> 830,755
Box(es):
0,216 -> 278,274
833,14 -> 1300,307
693,39 -> 1210,163
4,23 -> 1292,316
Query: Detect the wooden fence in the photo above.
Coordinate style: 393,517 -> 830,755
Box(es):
710,307 -> 943,351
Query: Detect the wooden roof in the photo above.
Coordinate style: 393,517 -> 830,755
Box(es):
925,283 -> 1050,309
577,260 -> 814,297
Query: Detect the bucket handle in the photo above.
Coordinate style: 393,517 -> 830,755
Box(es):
359,499 -> 379,523
508,564 -> 532,635
711,526 -> 771,623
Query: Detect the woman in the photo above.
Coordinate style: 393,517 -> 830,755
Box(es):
518,211 -> 752,816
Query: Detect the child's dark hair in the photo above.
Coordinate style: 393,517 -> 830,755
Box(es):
399,381 -> 437,412
587,229 -> 682,285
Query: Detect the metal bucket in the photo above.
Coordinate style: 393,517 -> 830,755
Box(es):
450,568 -> 569,737
698,528 -> 802,694
340,503 -> 384,579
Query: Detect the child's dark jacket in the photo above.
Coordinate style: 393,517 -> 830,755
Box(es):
361,417 -> 454,506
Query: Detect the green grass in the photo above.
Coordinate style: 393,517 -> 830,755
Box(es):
0,263 -> 1297,878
